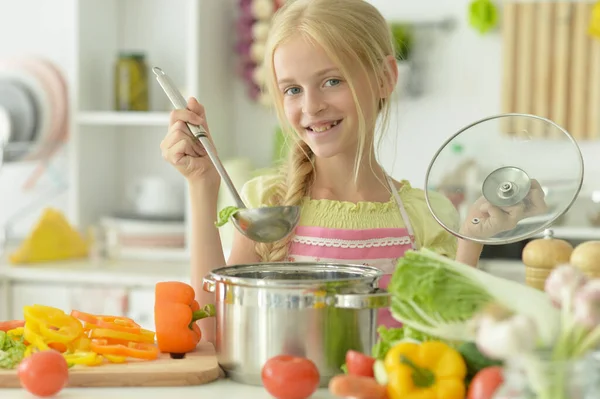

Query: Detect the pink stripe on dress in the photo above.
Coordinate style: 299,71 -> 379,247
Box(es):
295,226 -> 407,239
287,226 -> 409,330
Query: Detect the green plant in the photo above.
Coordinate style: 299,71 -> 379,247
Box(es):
389,23 -> 414,61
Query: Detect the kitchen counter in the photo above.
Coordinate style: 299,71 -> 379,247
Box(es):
1,379 -> 337,399
0,254 -> 525,287
0,246 -> 234,287
0,256 -> 190,287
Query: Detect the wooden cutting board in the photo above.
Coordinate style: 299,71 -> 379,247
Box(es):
0,342 -> 222,388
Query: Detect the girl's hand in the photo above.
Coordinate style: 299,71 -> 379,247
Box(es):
160,97 -> 220,185
461,179 -> 548,239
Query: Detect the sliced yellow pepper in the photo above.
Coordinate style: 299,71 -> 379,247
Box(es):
23,305 -> 83,344
23,323 -> 50,351
384,341 -> 467,399
63,351 -> 101,366
104,354 -> 127,363
24,345 -> 36,358
67,336 -> 91,353
7,327 -> 24,337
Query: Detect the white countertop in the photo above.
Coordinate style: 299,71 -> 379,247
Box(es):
0,246 -> 236,287
0,378 -> 337,399
0,255 -> 526,288
0,256 -> 190,287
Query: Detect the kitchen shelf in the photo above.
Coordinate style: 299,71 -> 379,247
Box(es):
77,111 -> 170,126
69,0 -> 234,260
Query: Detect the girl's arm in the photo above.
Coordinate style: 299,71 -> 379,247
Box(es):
188,181 -> 260,344
455,239 -> 483,267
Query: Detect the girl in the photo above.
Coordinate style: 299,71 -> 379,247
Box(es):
160,0 -> 545,344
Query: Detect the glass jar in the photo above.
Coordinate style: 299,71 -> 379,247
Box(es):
493,351 -> 600,399
114,52 -> 149,111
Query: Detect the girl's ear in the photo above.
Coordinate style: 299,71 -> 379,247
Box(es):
379,55 -> 398,99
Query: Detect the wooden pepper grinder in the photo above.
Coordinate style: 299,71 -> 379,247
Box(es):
570,241 -> 600,278
522,229 -> 574,290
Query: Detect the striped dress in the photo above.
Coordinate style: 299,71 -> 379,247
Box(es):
241,174 -> 459,328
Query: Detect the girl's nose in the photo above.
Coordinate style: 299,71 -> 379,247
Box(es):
302,90 -> 326,115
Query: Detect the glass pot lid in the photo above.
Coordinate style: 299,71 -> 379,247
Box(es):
424,113 -> 584,245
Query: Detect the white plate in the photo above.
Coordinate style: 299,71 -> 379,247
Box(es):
0,105 -> 11,146
0,66 -> 52,162
0,80 -> 38,162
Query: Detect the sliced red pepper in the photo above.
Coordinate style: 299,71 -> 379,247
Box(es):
70,310 -> 100,325
89,328 -> 155,344
48,342 -> 68,353
96,316 -> 141,334
90,339 -> 159,360
0,320 -> 25,332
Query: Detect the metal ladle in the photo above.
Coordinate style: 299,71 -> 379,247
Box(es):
153,67 -> 300,243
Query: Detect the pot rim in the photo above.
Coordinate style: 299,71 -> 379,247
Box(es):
205,262 -> 384,288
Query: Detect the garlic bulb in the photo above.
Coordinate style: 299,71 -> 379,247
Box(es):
253,21 -> 271,42
252,0 -> 275,20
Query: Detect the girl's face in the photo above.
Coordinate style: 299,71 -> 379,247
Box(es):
273,36 -> 379,159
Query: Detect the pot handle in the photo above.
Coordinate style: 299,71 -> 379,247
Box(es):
333,288 -> 391,309
202,275 -> 216,293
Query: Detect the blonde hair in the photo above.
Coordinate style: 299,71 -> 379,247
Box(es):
255,0 -> 397,262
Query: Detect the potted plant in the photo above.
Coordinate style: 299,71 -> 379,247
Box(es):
389,23 -> 414,95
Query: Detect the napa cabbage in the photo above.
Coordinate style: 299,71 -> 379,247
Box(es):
387,248 -> 560,346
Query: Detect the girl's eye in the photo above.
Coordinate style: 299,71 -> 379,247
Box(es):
325,79 -> 341,87
284,87 -> 301,96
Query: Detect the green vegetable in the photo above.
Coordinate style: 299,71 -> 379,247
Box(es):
468,0 -> 498,34
388,248 -> 560,346
457,341 -> 503,385
389,23 -> 414,61
215,206 -> 239,227
0,331 -> 26,369
371,326 -> 442,360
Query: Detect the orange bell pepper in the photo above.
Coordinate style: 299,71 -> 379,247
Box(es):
154,281 -> 215,356
90,339 -> 159,360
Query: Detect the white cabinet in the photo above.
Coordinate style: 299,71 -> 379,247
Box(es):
0,277 -> 9,321
8,282 -> 137,322
9,282 -> 71,320
67,0 -> 235,258
126,288 -> 155,331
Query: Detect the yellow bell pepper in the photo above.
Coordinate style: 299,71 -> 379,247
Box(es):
384,341 -> 467,399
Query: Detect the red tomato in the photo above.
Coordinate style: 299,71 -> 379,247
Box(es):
345,350 -> 375,377
0,320 -> 25,332
467,366 -> 504,399
18,350 -> 69,397
261,355 -> 320,399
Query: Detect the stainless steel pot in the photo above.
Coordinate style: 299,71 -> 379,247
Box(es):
202,262 -> 390,387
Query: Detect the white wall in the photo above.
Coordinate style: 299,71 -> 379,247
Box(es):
1,0 -> 598,239
231,0 -> 600,194
0,0 -> 74,239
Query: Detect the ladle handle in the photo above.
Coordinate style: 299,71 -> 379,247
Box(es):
153,67 -> 246,209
